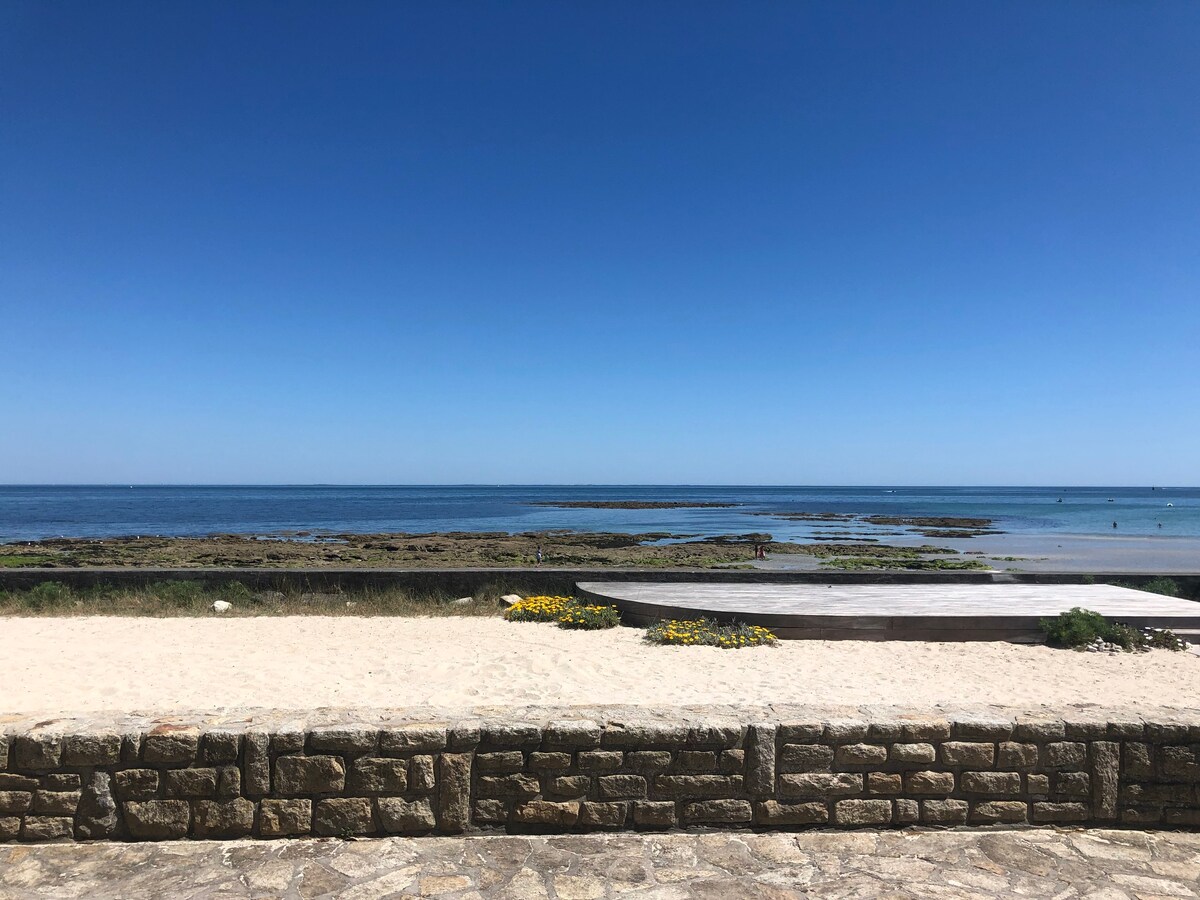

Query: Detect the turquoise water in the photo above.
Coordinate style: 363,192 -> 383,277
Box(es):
0,485 -> 1196,543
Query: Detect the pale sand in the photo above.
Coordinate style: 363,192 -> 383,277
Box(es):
4,616 -> 1200,717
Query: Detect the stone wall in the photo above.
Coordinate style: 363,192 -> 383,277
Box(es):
2,708 -> 1198,841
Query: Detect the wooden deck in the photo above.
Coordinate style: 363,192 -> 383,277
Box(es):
575,581 -> 1200,641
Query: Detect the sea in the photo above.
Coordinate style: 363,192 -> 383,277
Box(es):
0,485 -> 1196,544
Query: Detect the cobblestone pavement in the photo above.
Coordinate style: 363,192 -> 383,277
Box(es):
1,829 -> 1198,899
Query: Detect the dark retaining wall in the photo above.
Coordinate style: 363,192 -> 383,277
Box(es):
1,567 -> 1197,599
2,710 -> 1198,842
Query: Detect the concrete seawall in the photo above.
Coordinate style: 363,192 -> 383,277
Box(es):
1,567 -> 1197,599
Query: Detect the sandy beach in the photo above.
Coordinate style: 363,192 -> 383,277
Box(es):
4,616 -> 1199,717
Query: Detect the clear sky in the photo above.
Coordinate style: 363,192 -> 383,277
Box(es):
1,2 -> 1197,485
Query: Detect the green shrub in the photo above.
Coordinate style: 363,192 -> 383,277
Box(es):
1040,607 -> 1110,648
1041,606 -> 1188,652
1140,577 -> 1180,598
556,604 -> 621,630
1145,628 -> 1190,651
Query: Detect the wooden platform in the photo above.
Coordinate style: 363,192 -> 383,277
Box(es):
575,581 -> 1200,641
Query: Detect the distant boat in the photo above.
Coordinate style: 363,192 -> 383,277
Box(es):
1167,503 -> 1174,507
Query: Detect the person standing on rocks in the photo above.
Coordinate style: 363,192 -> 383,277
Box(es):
535,546 -> 543,565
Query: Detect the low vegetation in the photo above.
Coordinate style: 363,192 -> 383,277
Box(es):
1040,607 -> 1188,652
503,595 -> 621,630
644,618 -> 778,649
0,581 -> 503,618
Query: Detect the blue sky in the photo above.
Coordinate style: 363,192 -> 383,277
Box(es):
2,2 -> 1198,485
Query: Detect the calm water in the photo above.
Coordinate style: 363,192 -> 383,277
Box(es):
0,485 -> 1197,543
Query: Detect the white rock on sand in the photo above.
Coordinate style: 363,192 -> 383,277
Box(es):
2,616 -> 1199,716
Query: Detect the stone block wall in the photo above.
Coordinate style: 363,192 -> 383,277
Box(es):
2,710 -> 1199,841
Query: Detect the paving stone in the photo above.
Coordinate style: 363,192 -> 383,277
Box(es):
5,829 -> 1200,897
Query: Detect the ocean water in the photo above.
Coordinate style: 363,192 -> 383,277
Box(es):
0,485 -> 1197,543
